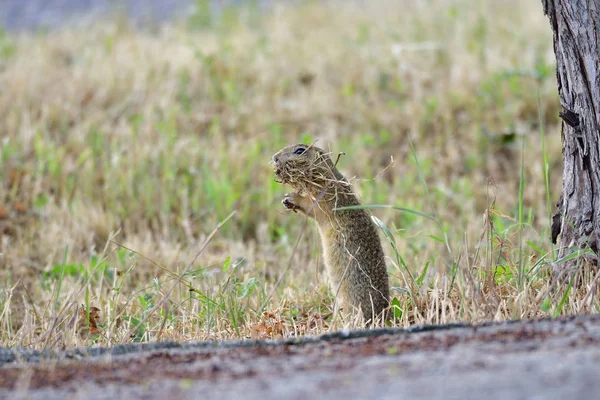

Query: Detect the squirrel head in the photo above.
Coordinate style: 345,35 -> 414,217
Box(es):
272,143 -> 342,194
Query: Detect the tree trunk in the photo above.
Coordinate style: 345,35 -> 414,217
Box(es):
543,0 -> 600,274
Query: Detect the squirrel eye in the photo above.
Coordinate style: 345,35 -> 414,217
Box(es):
294,148 -> 305,155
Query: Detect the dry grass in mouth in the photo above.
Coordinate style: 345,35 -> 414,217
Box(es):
273,145 -> 351,201
0,0 -> 596,349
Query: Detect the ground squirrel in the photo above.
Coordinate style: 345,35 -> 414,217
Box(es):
272,143 -> 389,323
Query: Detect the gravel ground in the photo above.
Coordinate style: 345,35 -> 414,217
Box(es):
1,315 -> 600,399
0,0 -> 275,31
0,0 -> 193,30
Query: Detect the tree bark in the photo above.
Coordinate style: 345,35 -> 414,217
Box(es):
542,0 -> 600,273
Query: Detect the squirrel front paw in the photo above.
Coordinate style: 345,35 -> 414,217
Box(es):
282,192 -> 303,213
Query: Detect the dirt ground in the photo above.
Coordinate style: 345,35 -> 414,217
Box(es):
1,315 -> 600,399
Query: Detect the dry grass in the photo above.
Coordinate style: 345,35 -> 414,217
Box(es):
0,0 -> 596,349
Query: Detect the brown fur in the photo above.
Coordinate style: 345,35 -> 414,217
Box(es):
272,143 -> 389,323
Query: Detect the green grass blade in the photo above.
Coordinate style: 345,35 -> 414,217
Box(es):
54,246 -> 68,312
518,137 -> 526,288
336,204 -> 438,222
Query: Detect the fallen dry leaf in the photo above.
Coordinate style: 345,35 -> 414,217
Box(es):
7,168 -> 25,187
79,306 -> 102,334
250,310 -> 286,339
13,202 -> 26,213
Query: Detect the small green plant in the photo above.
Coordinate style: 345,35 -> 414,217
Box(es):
0,27 -> 16,59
